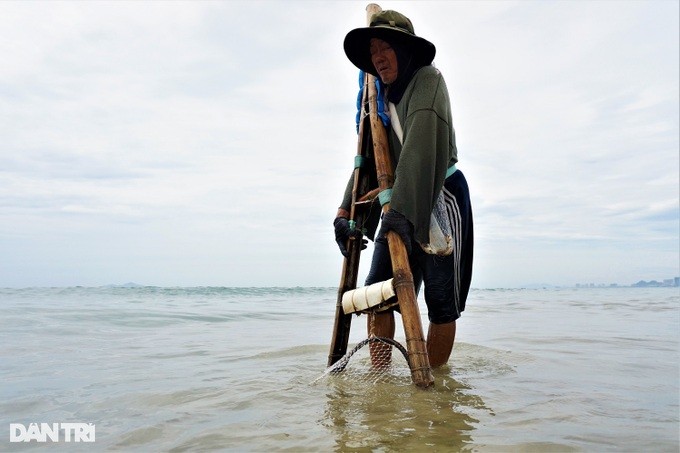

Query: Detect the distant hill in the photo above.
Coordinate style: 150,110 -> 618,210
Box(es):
105,282 -> 144,288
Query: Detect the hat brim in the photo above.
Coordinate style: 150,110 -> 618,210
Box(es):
344,26 -> 436,77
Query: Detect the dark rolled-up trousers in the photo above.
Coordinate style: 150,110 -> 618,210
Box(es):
365,170 -> 473,324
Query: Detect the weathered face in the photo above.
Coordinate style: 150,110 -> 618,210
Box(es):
370,38 -> 398,84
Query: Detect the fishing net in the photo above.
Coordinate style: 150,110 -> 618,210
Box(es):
313,337 -> 412,386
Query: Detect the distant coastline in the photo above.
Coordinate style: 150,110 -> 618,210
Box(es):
102,278 -> 680,290
574,277 -> 680,288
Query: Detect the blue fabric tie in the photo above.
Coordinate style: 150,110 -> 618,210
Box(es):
356,70 -> 390,132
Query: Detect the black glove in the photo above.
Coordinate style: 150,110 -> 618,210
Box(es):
333,217 -> 367,257
379,210 -> 413,255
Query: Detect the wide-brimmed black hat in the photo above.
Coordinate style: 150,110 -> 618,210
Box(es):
344,10 -> 436,77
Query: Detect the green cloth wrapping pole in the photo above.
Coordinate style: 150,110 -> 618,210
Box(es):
378,189 -> 392,206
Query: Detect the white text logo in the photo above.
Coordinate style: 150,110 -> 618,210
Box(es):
10,423 -> 95,443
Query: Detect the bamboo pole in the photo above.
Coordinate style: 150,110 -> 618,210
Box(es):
364,3 -> 434,388
327,34 -> 373,369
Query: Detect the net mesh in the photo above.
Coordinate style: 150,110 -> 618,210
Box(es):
314,337 -> 412,386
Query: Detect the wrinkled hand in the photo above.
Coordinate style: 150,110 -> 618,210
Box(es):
379,210 -> 413,255
334,217 -> 367,258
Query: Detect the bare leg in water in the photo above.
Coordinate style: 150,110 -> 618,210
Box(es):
368,313 -> 456,369
367,310 -> 395,368
426,320 -> 456,367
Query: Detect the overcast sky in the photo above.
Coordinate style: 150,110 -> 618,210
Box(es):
1,1 -> 678,288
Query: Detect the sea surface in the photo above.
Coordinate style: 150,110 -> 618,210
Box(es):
0,286 -> 678,452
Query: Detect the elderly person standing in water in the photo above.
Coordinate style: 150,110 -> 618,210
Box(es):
333,10 -> 473,367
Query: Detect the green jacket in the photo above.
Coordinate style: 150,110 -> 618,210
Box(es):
341,65 -> 458,244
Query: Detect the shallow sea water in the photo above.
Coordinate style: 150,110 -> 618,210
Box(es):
1,286 -> 678,451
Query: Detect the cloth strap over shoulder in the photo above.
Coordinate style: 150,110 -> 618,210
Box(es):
388,101 -> 456,256
388,101 -> 456,177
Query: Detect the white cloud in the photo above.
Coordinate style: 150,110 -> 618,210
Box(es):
0,1 -> 677,287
